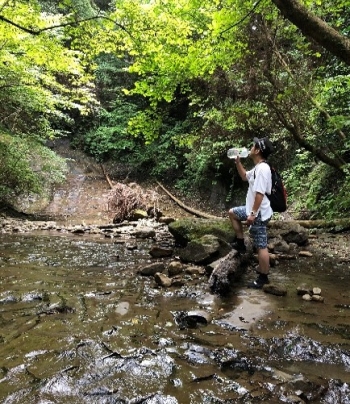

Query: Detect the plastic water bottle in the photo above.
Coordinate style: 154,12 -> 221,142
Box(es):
227,147 -> 249,159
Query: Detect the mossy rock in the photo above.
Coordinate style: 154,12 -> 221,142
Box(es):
168,218 -> 235,246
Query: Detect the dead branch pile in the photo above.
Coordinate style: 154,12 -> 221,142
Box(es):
107,182 -> 158,222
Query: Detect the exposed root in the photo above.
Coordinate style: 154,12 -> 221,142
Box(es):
107,182 -> 159,222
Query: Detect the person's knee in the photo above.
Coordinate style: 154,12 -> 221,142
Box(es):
228,209 -> 238,220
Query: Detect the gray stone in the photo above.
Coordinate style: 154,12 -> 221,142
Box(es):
133,227 -> 156,238
263,284 -> 287,296
139,262 -> 165,276
312,287 -> 321,295
178,234 -> 231,265
167,261 -> 183,276
269,222 -> 309,246
184,265 -> 205,275
158,216 -> 176,224
302,293 -> 312,301
154,272 -> 172,287
297,284 -> 312,295
149,245 -> 173,258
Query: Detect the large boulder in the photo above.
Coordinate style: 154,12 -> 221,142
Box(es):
168,218 -> 234,246
168,218 -> 309,248
177,234 -> 232,265
268,222 -> 309,246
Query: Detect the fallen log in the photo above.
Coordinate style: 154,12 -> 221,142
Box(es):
156,181 -> 220,219
286,219 -> 350,230
208,249 -> 250,295
156,181 -> 350,231
100,164 -> 114,189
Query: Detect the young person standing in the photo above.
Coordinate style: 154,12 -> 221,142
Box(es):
228,136 -> 274,289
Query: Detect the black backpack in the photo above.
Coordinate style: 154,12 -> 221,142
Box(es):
255,163 -> 287,212
267,165 -> 287,212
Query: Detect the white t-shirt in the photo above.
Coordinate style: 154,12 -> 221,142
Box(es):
246,162 -> 273,221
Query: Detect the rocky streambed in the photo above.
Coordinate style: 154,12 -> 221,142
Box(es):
1,214 -> 350,403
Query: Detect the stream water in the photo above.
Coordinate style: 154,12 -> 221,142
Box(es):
1,230 -> 350,403
2,142 -> 350,403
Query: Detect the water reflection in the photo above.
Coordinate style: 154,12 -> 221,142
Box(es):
1,233 -> 350,403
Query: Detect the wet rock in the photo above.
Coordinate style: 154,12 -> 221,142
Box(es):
133,227 -> 156,239
129,394 -> 178,404
168,218 -> 234,246
71,226 -> 86,234
170,276 -> 185,287
155,337 -> 175,347
178,234 -> 231,265
149,245 -> 173,258
275,253 -> 296,260
126,242 -> 138,250
311,295 -> 324,302
183,344 -> 214,365
129,209 -> 148,221
147,206 -> 162,218
269,222 -> 309,246
271,368 -> 297,382
271,239 -> 290,253
299,250 -> 313,257
268,253 -> 277,266
263,284 -> 287,296
286,394 -> 305,404
22,292 -> 45,302
40,302 -> 75,314
115,301 -> 130,315
302,293 -> 312,301
0,294 -> 18,304
167,261 -> 183,276
154,272 -> 172,287
139,262 -> 165,276
184,265 -> 205,275
158,216 -> 175,224
312,287 -> 321,295
102,227 -> 114,234
186,310 -> 212,324
297,284 -> 312,295
173,310 -> 212,329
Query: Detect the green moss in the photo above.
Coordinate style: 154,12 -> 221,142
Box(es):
168,218 -> 235,246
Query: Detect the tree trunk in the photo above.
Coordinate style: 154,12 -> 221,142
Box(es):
271,0 -> 350,66
286,219 -> 350,230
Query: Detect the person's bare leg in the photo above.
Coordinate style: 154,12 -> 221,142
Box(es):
228,209 -> 243,238
257,248 -> 270,275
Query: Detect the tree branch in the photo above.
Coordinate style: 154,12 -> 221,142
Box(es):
156,181 -> 220,219
271,0 -> 350,66
0,14 -> 132,38
270,103 -> 345,172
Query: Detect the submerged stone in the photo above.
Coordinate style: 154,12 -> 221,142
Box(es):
263,284 -> 287,296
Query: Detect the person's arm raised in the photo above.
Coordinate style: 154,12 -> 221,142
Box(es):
235,156 -> 247,181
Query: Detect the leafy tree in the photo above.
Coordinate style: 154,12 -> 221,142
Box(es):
0,132 -> 67,205
0,0 -> 98,205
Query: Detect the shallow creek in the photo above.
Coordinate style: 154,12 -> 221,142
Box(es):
1,231 -> 350,403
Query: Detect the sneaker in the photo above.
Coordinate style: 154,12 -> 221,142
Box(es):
247,275 -> 269,289
230,239 -> 246,253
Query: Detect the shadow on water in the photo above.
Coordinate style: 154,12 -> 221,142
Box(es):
1,232 -> 350,403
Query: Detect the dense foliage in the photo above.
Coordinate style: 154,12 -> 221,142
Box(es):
1,0 -> 350,218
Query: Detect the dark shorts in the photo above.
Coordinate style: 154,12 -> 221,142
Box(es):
231,206 -> 271,249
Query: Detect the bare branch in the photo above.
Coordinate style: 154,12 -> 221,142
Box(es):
0,14 -> 132,38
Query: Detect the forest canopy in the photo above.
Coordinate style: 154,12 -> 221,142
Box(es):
1,0 -> 350,219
